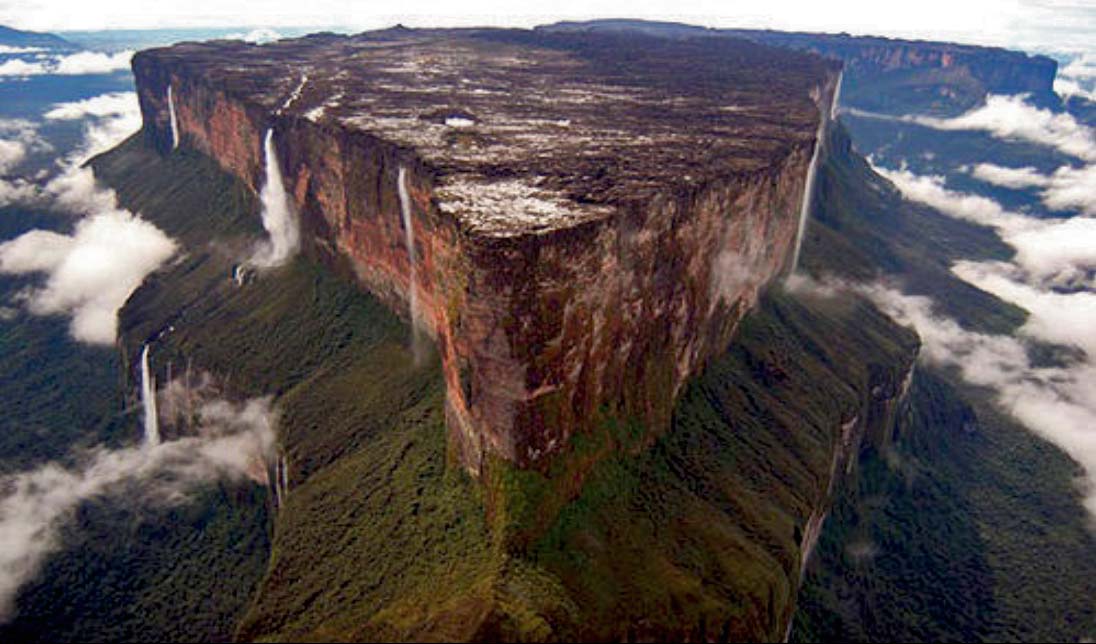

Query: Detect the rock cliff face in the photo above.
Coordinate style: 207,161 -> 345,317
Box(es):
132,28 -> 840,476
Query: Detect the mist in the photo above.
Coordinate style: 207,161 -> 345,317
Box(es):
247,129 -> 300,268
0,390 -> 279,620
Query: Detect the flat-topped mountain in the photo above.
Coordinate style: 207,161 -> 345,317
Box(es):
133,28 -> 841,484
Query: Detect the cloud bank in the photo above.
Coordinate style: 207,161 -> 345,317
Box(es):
0,391 -> 279,620
1055,53 -> 1096,102
968,162 -> 1050,189
0,118 -> 50,175
0,50 -> 133,78
875,164 -> 1096,288
860,281 -> 1096,522
0,208 -> 177,344
0,91 -> 175,345
847,95 -> 1096,162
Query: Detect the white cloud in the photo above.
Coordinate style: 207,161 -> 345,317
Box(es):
0,57 -> 49,76
0,177 -> 36,206
849,95 -> 1096,162
969,162 -> 1050,189
0,50 -> 133,78
0,138 -> 25,174
859,281 -> 1096,522
0,207 -> 177,344
872,163 -> 1031,229
877,163 -> 1096,287
0,118 -> 51,175
0,45 -> 45,54
952,260 -> 1096,356
1042,163 -> 1096,216
43,92 -> 137,120
1054,77 -> 1096,102
966,161 -> 1096,217
0,391 -> 279,620
0,91 -> 159,344
1059,53 -> 1096,81
51,50 -> 133,75
224,27 -> 283,43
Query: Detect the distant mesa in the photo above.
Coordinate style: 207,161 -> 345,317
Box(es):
0,24 -> 78,51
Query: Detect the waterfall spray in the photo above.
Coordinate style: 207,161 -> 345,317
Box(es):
397,166 -> 424,363
250,129 -> 300,268
167,85 -> 179,150
140,344 -> 161,447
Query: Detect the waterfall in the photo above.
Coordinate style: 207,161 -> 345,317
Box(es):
140,343 -> 161,447
789,118 -> 825,272
271,454 -> 289,509
250,128 -> 300,268
789,75 -> 842,274
279,455 -> 288,502
397,166 -> 426,364
167,85 -> 179,150
830,71 -> 844,120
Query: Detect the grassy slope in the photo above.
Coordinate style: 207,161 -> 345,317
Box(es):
790,125 -> 1096,641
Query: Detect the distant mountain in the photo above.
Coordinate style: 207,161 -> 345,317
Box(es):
542,19 -> 1059,115
0,24 -> 76,50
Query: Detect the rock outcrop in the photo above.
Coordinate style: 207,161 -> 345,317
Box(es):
132,28 -> 841,477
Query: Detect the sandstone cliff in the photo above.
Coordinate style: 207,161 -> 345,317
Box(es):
132,28 -> 841,482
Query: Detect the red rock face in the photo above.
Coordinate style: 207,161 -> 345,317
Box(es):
131,29 -> 841,475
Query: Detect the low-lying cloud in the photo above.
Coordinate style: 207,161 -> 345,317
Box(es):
0,118 -> 51,175
0,91 -> 175,345
0,50 -> 133,78
43,92 -> 137,121
875,164 -> 1096,288
968,162 -> 1050,189
1055,53 -> 1096,102
860,280 -> 1096,522
859,97 -> 1096,524
0,45 -> 45,55
0,390 -> 279,620
0,208 -> 177,344
965,161 -> 1096,217
846,94 -> 1096,162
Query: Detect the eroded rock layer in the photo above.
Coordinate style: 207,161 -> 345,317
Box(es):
132,28 -> 840,472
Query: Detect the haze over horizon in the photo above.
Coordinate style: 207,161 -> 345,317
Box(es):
1,0 -> 1093,55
